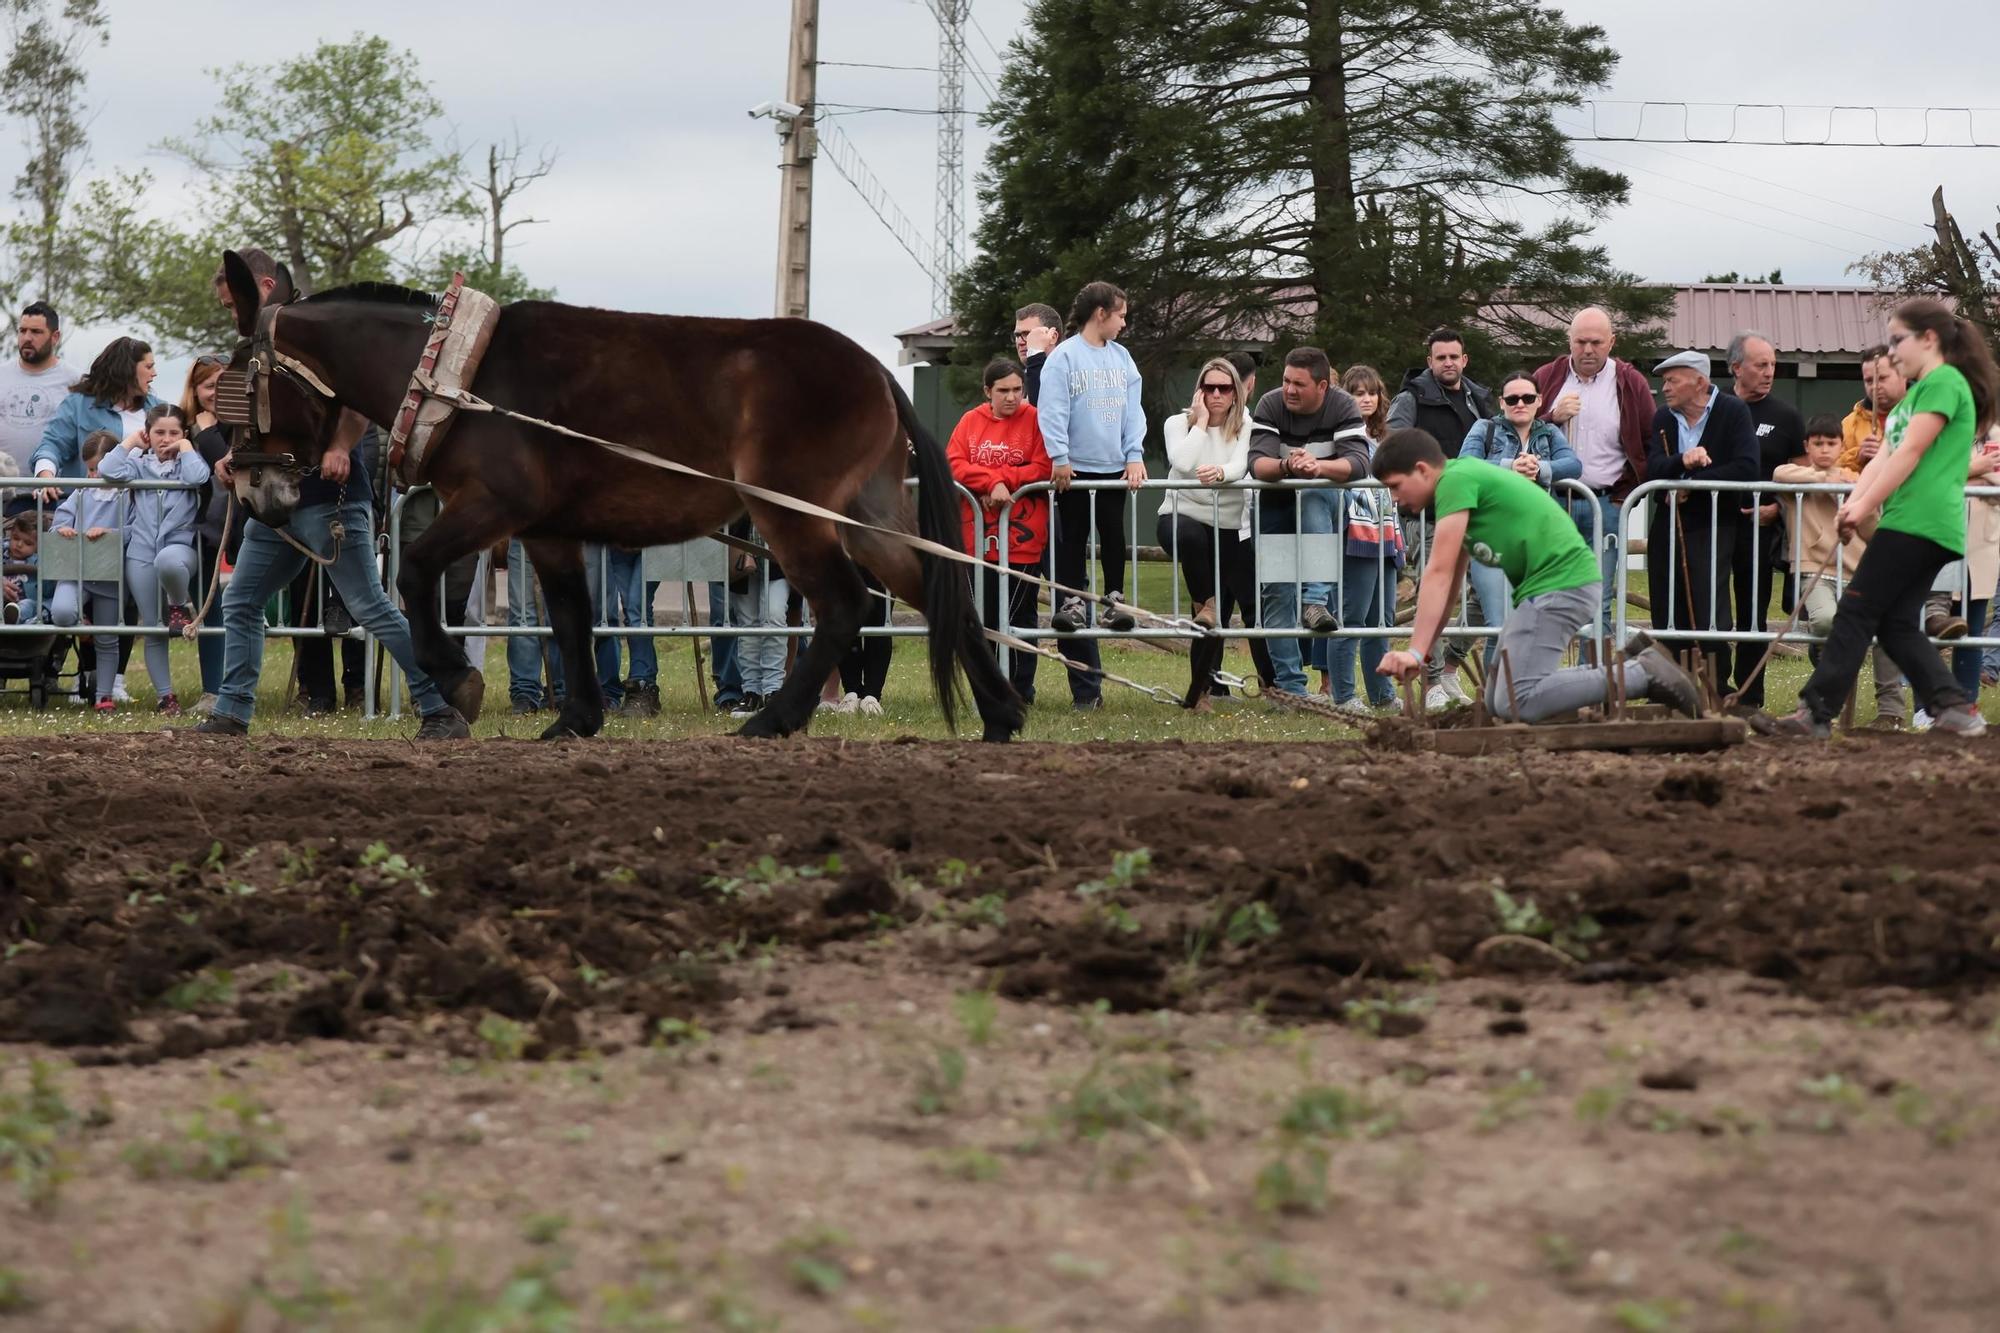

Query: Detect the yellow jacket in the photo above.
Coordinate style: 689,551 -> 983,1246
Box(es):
1839,400 -> 1882,474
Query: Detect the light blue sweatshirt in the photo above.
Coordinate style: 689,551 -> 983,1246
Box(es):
1035,335 -> 1145,472
97,444 -> 211,562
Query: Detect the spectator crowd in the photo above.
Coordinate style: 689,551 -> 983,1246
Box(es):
5,274 -> 1996,738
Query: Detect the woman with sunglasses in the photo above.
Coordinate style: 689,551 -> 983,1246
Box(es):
1455,372 -> 1581,667
1160,357 -> 1268,710
179,354 -> 233,711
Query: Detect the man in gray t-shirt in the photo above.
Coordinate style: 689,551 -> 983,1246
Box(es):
0,303 -> 81,468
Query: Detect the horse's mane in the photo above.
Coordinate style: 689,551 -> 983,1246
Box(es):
302,282 -> 440,309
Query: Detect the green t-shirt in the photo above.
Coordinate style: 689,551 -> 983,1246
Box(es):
1432,458 -> 1600,605
1880,362 -> 1976,555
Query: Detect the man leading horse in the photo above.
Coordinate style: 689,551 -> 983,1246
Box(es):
188,248 -> 471,739
193,250 -> 1022,743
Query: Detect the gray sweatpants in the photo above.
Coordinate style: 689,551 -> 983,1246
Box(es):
127,544 -> 199,696
1485,581 -> 1652,723
49,580 -> 121,701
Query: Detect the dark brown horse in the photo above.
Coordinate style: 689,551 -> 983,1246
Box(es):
215,251 -> 1023,742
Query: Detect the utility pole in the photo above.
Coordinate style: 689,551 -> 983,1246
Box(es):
773,0 -> 819,319
932,0 -> 968,318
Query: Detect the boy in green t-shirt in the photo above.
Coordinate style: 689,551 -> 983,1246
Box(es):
1773,298 -> 1999,739
1372,429 -> 1699,722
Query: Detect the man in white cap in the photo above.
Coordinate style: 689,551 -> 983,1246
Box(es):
1644,351 -> 1759,691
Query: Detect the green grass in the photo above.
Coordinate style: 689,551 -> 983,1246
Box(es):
0,567 -> 1949,742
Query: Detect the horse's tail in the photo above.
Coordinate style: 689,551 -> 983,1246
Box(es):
888,373 -> 1023,738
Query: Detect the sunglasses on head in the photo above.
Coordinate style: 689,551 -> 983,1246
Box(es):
1200,382 -> 1235,394
1502,392 -> 1539,406
195,353 -> 228,366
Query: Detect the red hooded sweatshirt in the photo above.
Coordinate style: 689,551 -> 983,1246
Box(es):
947,401 -> 1051,565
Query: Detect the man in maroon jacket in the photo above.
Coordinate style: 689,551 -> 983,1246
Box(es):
1533,306 -> 1656,652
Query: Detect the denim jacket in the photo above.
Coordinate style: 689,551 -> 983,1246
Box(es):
30,391 -> 164,479
1459,415 -> 1581,491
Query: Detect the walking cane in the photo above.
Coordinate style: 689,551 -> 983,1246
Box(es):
685,580 -> 710,713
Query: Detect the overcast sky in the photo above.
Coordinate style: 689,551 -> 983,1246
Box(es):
11,0 -> 2000,390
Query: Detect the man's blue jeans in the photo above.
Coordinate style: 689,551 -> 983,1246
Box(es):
1257,501 -> 1309,695
585,546 -> 657,706
217,499 -> 447,724
708,582 -> 742,706
1570,492 -> 1620,643
506,540 -> 564,707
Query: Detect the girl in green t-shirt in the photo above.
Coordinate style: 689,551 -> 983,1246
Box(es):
1775,298 -> 2000,738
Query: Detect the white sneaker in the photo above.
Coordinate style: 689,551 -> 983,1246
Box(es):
1911,709 -> 1934,733
111,674 -> 133,703
1438,671 -> 1470,704
858,695 -> 882,717
1424,684 -> 1451,712
819,692 -> 859,715
1335,696 -> 1374,718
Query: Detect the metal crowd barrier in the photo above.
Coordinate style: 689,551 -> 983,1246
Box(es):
58,469 -> 2000,720
1616,479 -> 2000,649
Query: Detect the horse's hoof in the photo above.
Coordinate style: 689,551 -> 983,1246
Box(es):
981,725 -> 1015,743
538,719 -> 579,741
449,669 -> 486,724
735,711 -> 788,739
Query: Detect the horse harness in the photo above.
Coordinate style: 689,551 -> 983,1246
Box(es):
211,274 -> 501,564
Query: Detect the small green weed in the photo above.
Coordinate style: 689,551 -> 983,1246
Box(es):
1610,1297 -> 1686,1332
705,852 -> 843,899
911,1044 -> 968,1116
360,841 -> 432,897
929,1146 -> 1004,1182
954,989 -> 1000,1047
477,1014 -> 531,1062
782,1225 -> 850,1299
1052,1056 -> 1204,1141
1490,886 -> 1602,959
0,1059 -> 90,1212
1225,901 -> 1280,946
1076,848 -> 1153,935
955,892 -> 1008,929
1253,1143 -> 1331,1216
125,1091 -> 287,1182
163,967 -> 235,1012
0,1267 -> 31,1313
1477,1069 -> 1548,1131
521,1212 -> 570,1246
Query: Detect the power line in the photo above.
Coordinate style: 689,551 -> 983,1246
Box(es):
1573,145 -> 1911,250
967,5 -> 1009,67
821,58 -> 999,79
1616,184 -> 1868,258
1569,128 -> 1921,231
1568,100 -> 2000,148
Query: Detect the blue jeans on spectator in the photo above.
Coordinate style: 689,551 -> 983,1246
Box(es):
708,582 -> 742,706
1466,560 -> 1512,675
506,540 -> 563,708
217,500 -> 446,725
1297,487 -> 1338,613
196,536 -> 226,694
1257,501 -> 1309,696
1331,559 -> 1395,706
1952,598 -> 1990,699
585,546 -> 656,707
1569,492 -> 1620,643
732,571 -> 789,698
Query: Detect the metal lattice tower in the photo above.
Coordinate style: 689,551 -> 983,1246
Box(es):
932,0 -> 968,317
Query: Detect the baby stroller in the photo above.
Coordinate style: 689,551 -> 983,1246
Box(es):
0,495 -> 76,710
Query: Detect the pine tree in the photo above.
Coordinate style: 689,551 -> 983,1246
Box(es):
955,0 -> 1669,385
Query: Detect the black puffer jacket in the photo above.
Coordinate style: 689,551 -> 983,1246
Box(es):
1386,367 -> 1495,453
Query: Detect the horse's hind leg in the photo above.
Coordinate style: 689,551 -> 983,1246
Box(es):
738,506 -> 865,739
846,528 -> 1024,743
520,537 -> 605,739
395,487 -> 519,723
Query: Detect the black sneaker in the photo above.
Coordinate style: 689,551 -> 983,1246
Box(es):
322,600 -> 355,637
1072,696 -> 1103,712
415,708 -> 471,740
510,696 -> 541,715
1101,593 -> 1137,633
729,693 -> 765,720
187,713 -> 249,737
1051,597 -> 1087,634
619,680 -> 661,717
1300,603 -> 1339,634
1623,631 -> 1702,718
345,685 -> 367,712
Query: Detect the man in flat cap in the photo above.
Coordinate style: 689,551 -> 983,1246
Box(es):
1645,351 -> 1759,692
